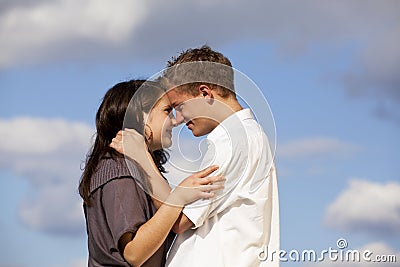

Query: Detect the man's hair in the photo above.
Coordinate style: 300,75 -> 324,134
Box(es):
165,45 -> 235,98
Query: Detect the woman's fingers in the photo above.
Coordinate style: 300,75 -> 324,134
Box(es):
112,137 -> 122,145
197,183 -> 225,199
110,140 -> 120,152
198,191 -> 215,199
198,175 -> 225,185
180,175 -> 225,188
110,136 -> 124,151
200,183 -> 224,192
113,133 -> 123,143
196,165 -> 219,178
194,182 -> 224,200
171,176 -> 225,205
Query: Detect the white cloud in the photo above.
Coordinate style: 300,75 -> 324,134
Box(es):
0,117 -> 91,155
1,0 -> 399,122
18,182 -> 85,235
278,137 -> 360,159
0,0 -> 146,67
324,179 -> 400,237
0,117 -> 94,235
0,117 -> 93,183
1,1 -> 399,119
1,0 -> 398,74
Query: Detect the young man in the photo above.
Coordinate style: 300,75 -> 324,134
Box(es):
164,46 -> 280,267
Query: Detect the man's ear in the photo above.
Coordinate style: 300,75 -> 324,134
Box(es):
199,85 -> 214,104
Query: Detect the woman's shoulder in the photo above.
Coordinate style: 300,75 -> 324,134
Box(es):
89,155 -> 144,194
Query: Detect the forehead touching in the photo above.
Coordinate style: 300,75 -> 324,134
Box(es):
154,94 -> 172,109
166,88 -> 196,107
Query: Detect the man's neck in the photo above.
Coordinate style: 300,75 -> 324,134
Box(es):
213,97 -> 243,124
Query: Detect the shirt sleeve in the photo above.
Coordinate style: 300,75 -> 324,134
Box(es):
182,134 -> 239,228
101,177 -> 149,250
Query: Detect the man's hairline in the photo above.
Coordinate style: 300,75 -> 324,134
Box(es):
165,87 -> 197,108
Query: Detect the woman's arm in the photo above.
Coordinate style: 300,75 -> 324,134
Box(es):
122,166 -> 223,267
111,129 -> 172,202
171,213 -> 194,234
110,129 -> 223,206
110,129 -> 223,237
122,194 -> 182,267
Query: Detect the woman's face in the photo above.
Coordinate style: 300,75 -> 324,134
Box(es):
146,94 -> 176,151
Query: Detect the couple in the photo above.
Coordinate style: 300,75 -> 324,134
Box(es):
79,46 -> 279,267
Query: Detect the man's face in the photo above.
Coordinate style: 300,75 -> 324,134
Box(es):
166,89 -> 217,137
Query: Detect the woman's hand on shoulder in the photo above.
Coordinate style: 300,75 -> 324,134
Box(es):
168,165 -> 225,207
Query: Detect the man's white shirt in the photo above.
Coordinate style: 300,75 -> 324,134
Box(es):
166,108 -> 280,267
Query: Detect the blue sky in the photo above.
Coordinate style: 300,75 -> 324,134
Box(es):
1,1 -> 399,266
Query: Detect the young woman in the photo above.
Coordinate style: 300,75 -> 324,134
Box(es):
79,80 -> 223,267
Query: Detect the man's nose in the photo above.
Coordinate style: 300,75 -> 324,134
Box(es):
175,110 -> 185,125
170,116 -> 178,127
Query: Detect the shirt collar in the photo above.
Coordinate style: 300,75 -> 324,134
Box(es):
207,108 -> 254,141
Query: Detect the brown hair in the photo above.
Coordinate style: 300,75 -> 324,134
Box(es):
165,45 -> 235,98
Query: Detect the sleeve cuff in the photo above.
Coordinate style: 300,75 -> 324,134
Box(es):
182,201 -> 212,229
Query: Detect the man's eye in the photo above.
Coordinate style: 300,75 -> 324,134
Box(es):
176,104 -> 183,111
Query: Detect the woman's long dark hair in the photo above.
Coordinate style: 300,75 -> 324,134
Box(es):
79,79 -> 168,206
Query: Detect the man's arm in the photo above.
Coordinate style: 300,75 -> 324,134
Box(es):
172,213 -> 194,234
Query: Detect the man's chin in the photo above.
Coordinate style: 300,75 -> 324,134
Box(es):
190,128 -> 204,137
192,131 -> 201,137
187,125 -> 197,136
